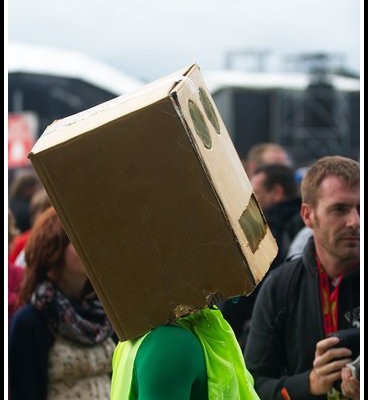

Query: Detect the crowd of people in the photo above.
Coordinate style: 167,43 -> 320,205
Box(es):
7,144 -> 360,399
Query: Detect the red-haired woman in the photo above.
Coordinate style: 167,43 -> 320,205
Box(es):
8,206 -> 116,400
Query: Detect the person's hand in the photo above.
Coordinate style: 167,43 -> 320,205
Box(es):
341,366 -> 360,399
309,336 -> 352,396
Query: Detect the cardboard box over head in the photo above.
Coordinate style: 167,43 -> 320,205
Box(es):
28,63 -> 277,341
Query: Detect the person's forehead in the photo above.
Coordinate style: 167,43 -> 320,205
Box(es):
262,148 -> 289,163
317,176 -> 360,203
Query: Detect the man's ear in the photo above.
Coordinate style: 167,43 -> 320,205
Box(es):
300,203 -> 313,228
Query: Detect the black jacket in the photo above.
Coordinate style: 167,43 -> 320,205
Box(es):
244,237 -> 360,400
263,197 -> 303,269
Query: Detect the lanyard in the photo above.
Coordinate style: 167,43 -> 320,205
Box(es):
316,258 -> 343,335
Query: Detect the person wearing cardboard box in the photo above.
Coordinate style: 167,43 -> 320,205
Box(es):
24,63 -> 278,400
244,155 -> 360,400
110,304 -> 260,399
8,207 -> 116,400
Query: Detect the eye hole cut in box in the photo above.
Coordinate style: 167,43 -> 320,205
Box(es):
198,87 -> 221,135
188,100 -> 212,149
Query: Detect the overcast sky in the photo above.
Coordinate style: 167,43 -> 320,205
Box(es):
7,0 -> 361,82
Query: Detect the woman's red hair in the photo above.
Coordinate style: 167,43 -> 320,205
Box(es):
18,206 -> 70,305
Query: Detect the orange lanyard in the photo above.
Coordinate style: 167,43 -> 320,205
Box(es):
316,258 -> 343,335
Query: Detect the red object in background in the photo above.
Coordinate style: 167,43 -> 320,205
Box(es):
8,262 -> 25,324
8,112 -> 38,168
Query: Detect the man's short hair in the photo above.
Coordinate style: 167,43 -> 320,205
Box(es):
253,163 -> 297,199
301,156 -> 360,206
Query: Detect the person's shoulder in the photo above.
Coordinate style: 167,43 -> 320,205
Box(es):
9,304 -> 54,345
141,325 -> 203,358
144,325 -> 199,348
10,304 -> 44,332
137,325 -> 204,368
11,303 -> 36,318
133,325 -> 207,395
265,256 -> 304,287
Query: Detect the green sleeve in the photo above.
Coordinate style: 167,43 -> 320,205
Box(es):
133,325 -> 208,399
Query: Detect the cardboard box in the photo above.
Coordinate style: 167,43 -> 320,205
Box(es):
28,63 -> 277,341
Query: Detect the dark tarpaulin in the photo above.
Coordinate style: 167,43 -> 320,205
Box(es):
8,72 -> 118,138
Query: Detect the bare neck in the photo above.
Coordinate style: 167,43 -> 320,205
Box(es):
315,244 -> 359,278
